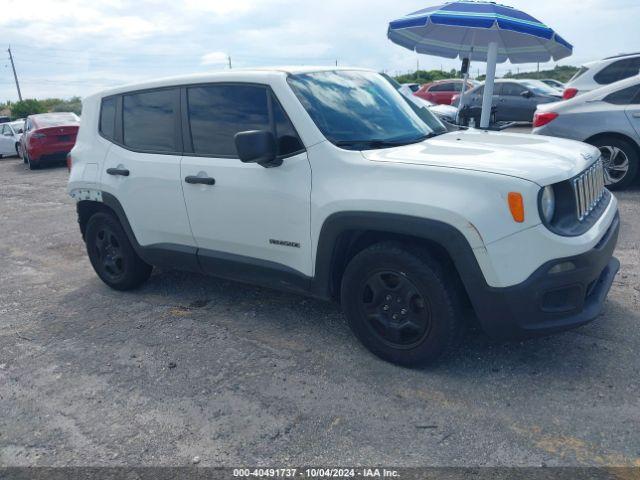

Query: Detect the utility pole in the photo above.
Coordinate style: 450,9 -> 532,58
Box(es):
335,59 -> 338,67
227,55 -> 232,69
7,46 -> 22,101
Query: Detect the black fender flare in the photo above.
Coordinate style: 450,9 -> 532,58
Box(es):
311,211 -> 489,305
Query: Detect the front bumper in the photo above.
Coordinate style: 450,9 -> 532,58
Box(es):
472,213 -> 620,340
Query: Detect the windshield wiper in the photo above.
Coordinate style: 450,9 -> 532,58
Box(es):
335,133 -> 438,149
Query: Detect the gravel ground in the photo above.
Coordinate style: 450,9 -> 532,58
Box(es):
0,151 -> 639,468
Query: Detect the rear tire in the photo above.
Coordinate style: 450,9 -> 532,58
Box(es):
85,212 -> 152,291
25,150 -> 39,170
341,242 -> 463,367
588,136 -> 639,191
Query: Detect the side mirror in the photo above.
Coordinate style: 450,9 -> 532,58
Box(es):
521,90 -> 534,98
234,130 -> 280,168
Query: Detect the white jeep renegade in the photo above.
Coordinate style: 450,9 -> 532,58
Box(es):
68,67 -> 620,366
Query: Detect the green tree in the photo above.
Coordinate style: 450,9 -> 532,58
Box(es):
11,99 -> 46,118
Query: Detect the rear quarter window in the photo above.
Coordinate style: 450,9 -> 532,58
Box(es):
594,58 -> 640,85
603,84 -> 640,105
99,97 -> 116,140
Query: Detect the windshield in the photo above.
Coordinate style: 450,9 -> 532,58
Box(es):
288,70 -> 439,150
520,80 -> 561,96
9,121 -> 24,132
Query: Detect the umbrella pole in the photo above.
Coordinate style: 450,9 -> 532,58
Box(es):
480,41 -> 498,129
456,59 -> 469,124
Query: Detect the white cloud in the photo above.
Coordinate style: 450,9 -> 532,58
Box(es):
201,51 -> 229,65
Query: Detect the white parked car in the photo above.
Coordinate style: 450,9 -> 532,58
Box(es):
0,120 -> 24,158
563,53 -> 640,100
68,67 -> 620,366
399,82 -> 420,97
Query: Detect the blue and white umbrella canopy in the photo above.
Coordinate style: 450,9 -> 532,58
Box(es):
388,1 -> 572,127
388,1 -> 573,63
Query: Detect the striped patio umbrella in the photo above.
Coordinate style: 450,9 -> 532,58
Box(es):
388,1 -> 573,127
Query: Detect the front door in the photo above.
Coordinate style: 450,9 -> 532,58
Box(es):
0,124 -> 14,155
497,82 -> 532,121
180,83 -> 313,283
625,87 -> 640,137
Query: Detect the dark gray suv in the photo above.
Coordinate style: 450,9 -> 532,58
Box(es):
454,79 -> 562,123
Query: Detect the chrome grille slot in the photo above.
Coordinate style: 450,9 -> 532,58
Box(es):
572,159 -> 605,221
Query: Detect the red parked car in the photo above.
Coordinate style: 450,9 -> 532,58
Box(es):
414,79 -> 475,105
21,112 -> 80,170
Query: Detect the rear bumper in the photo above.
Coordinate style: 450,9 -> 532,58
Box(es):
28,144 -> 74,163
472,213 -> 620,340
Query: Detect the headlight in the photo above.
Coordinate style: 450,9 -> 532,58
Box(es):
540,186 -> 556,223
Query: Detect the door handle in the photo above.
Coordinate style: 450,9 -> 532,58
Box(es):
632,112 -> 640,118
185,175 -> 216,185
106,168 -> 130,176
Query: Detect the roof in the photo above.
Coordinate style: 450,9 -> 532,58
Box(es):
603,52 -> 640,60
86,66 -> 373,100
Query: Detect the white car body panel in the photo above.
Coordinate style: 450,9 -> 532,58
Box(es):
68,67 -> 618,290
181,151 -> 313,276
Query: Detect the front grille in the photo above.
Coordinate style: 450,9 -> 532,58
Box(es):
572,159 -> 605,221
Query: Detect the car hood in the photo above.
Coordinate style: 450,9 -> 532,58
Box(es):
362,129 -> 599,186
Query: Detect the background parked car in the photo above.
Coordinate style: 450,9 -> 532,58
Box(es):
414,79 -> 475,105
381,73 -> 459,124
453,79 -> 562,123
399,83 -> 420,96
563,52 -> 640,100
0,121 -> 24,158
533,75 -> 640,190
20,112 -> 80,170
540,78 -> 565,90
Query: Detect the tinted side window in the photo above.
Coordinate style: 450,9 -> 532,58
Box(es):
501,83 -> 527,96
123,89 -> 177,152
430,83 -> 450,92
272,95 -> 304,156
595,58 -> 640,85
603,84 -> 640,105
99,97 -> 116,140
187,84 -> 269,157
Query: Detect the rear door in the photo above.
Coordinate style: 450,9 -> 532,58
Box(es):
435,82 -> 455,104
180,83 -> 313,279
100,88 -> 195,249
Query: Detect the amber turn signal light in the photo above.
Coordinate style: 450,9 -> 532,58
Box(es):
508,192 -> 525,223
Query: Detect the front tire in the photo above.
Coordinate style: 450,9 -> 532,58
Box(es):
589,136 -> 639,190
341,242 -> 463,367
85,212 -> 152,291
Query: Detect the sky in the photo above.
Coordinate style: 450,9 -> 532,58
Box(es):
0,0 -> 638,101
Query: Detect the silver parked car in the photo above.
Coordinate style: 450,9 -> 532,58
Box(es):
533,75 -> 640,190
